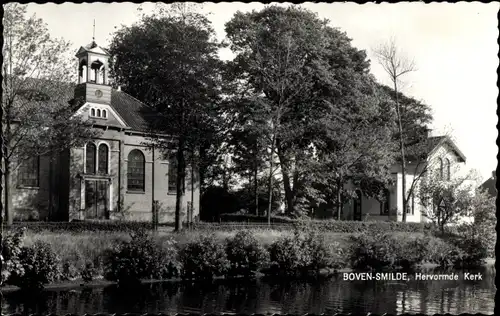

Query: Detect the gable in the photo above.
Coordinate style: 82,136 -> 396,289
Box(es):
428,137 -> 466,163
74,102 -> 129,129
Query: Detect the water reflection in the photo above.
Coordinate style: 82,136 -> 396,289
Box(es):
2,265 -> 495,315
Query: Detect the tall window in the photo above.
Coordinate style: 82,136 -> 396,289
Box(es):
406,193 -> 415,215
86,143 -> 96,174
98,144 -> 109,174
444,158 -> 451,181
168,157 -> 177,193
380,189 -> 390,215
127,150 -> 145,191
18,156 -> 39,187
438,158 -> 444,180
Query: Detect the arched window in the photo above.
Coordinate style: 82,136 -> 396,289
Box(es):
438,158 -> 444,180
445,158 -> 451,181
18,156 -> 39,187
86,143 -> 97,174
91,108 -> 96,117
98,144 -> 109,174
128,149 -> 145,191
97,109 -> 101,117
102,110 -> 107,118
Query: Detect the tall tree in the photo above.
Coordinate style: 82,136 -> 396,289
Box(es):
311,73 -> 397,219
373,38 -> 417,222
109,5 -> 224,231
225,5 -> 372,219
2,4 -> 98,225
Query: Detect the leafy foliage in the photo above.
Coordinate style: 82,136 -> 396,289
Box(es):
268,229 -> 335,276
349,232 -> 427,270
179,234 -> 230,280
8,241 -> 61,290
104,230 -> 178,285
1,227 -> 26,284
225,230 -> 269,276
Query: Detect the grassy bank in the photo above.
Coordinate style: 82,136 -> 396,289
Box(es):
2,225 -> 492,290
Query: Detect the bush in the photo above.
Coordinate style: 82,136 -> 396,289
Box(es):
1,227 -> 26,285
225,231 -> 269,276
450,233 -> 488,267
268,229 -> 335,276
8,241 -> 61,290
104,230 -> 178,285
179,234 -> 230,280
424,236 -> 463,267
349,233 -> 428,270
81,262 -> 96,283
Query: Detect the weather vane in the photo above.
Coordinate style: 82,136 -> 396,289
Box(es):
93,19 -> 95,42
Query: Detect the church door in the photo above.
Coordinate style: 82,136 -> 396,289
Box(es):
85,180 -> 108,219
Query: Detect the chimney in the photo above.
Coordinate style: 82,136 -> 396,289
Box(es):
426,128 -> 432,138
117,86 -> 121,92
492,170 -> 496,180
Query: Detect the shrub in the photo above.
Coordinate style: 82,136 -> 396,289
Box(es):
81,262 -> 96,283
450,233 -> 488,267
268,229 -> 335,276
349,232 -> 428,270
1,227 -> 26,285
8,241 -> 61,290
225,231 -> 269,276
179,234 -> 230,280
104,230 -> 177,285
424,236 -> 463,267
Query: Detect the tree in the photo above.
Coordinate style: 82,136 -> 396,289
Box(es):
109,4 -> 224,231
2,4 -> 98,225
311,74 -> 397,219
225,5 -> 373,220
373,38 -> 417,222
418,169 -> 479,234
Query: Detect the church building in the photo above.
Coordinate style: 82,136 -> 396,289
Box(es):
11,40 -> 200,223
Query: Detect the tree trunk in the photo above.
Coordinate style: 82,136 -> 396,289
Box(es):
175,139 -> 186,232
4,160 -> 12,225
276,143 -> 295,216
267,135 -> 276,226
336,179 -> 342,220
254,164 -> 258,216
394,83 -> 407,223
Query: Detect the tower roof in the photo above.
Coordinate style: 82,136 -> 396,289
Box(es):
76,41 -> 109,57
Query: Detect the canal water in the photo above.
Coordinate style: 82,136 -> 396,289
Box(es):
1,265 -> 495,315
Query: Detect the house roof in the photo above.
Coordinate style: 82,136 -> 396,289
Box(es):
479,171 -> 497,197
427,136 -> 466,163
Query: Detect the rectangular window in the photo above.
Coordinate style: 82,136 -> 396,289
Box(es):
380,189 -> 390,215
18,157 -> 39,187
406,194 -> 415,215
168,158 -> 177,193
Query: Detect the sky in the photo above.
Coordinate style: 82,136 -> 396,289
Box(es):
24,2 -> 499,183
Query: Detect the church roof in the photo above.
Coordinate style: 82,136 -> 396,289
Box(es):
76,41 -> 109,56
111,88 -> 158,132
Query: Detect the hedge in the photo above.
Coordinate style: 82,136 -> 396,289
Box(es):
6,220 -> 167,233
193,220 -> 434,234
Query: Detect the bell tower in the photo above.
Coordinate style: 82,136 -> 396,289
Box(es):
74,21 -> 112,105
